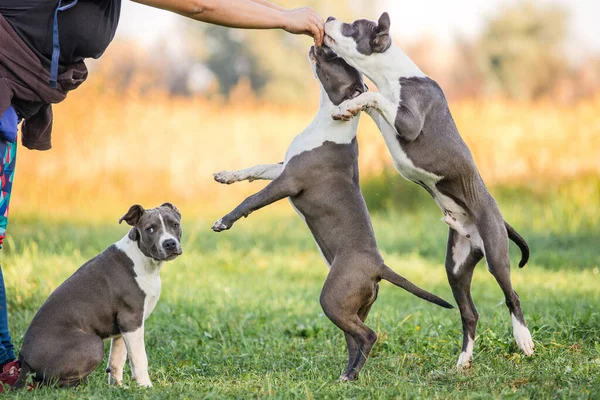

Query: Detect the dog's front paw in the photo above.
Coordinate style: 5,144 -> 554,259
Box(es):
214,170 -> 245,184
212,217 -> 233,232
133,375 -> 153,387
107,366 -> 123,386
332,100 -> 364,121
108,376 -> 123,386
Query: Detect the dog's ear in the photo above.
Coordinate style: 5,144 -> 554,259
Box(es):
161,202 -> 181,219
119,204 -> 145,226
372,12 -> 392,53
375,12 -> 391,36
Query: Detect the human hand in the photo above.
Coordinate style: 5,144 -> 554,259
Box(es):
281,7 -> 324,45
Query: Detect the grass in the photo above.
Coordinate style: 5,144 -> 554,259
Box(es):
5,64 -> 600,398
3,177 -> 600,399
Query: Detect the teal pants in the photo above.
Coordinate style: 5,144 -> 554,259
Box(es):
0,106 -> 19,365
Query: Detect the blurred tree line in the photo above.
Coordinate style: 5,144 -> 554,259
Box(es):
95,1 -> 600,103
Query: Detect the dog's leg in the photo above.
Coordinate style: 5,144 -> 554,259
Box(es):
333,92 -> 424,142
214,163 -> 284,184
444,228 -> 483,370
122,326 -> 152,387
320,269 -> 378,382
343,284 -> 378,374
339,318 -> 377,382
475,209 -> 534,357
107,336 -> 127,385
212,174 -> 301,232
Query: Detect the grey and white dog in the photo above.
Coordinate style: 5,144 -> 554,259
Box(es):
324,13 -> 534,370
212,45 -> 453,381
14,203 -> 182,389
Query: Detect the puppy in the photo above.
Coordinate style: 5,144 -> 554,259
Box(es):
212,45 -> 452,381
14,203 -> 182,388
324,13 -> 534,369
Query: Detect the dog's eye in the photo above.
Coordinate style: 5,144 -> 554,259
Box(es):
145,227 -> 154,233
172,222 -> 180,228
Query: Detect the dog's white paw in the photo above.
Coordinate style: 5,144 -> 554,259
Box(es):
512,314 -> 534,356
134,375 -> 153,387
456,352 -> 473,371
456,336 -> 474,371
514,328 -> 535,356
339,373 -> 357,382
333,100 -> 363,121
212,219 -> 229,232
214,170 -> 245,184
108,374 -> 123,386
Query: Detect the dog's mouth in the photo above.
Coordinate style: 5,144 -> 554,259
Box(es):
160,250 -> 182,262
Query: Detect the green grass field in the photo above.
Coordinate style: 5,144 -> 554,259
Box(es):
3,176 -> 600,399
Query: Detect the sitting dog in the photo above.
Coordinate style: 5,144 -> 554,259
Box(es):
323,13 -> 534,370
212,45 -> 453,381
14,203 -> 182,388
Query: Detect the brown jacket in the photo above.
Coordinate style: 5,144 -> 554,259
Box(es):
0,14 -> 87,150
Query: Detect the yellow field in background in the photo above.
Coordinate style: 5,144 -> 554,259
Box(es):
13,81 -> 600,221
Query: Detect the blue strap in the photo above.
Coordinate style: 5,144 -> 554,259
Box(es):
0,107 -> 19,143
50,0 -> 79,88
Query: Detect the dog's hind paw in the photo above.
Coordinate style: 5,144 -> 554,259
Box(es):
214,171 -> 244,184
456,353 -> 472,371
515,329 -> 535,356
339,370 -> 358,382
512,314 -> 535,356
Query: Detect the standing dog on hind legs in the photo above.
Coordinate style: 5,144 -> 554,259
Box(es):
323,12 -> 534,370
212,45 -> 453,381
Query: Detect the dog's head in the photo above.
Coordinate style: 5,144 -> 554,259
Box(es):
119,203 -> 183,262
324,13 -> 392,66
308,44 -> 367,106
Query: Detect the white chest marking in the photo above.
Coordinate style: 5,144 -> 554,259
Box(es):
285,90 -> 360,165
115,236 -> 163,320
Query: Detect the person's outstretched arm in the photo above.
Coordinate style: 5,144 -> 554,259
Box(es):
131,0 -> 324,45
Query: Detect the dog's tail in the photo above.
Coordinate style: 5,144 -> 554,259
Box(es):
505,221 -> 530,268
12,355 -> 32,390
381,265 -> 454,309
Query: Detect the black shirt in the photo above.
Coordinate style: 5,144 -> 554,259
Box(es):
0,0 -> 121,69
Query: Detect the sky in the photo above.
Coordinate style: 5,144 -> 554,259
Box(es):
117,0 -> 600,56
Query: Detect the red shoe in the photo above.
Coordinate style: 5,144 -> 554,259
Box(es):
0,360 -> 20,391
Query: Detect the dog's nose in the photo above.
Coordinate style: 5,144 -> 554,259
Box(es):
326,16 -> 336,23
163,239 -> 177,252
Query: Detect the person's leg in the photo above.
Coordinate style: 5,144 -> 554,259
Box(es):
0,268 -> 15,366
0,106 -> 19,371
